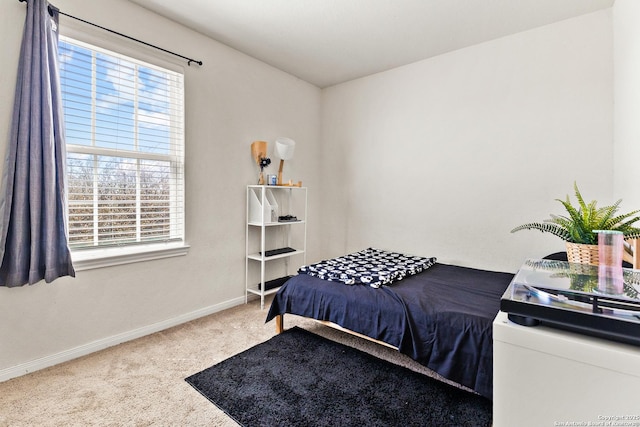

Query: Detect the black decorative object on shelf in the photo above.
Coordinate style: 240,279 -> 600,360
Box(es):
259,247 -> 296,257
256,276 -> 292,291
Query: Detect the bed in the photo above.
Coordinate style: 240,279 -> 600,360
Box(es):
265,249 -> 514,400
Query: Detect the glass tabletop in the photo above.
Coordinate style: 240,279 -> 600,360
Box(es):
511,258 -> 640,303
501,259 -> 640,345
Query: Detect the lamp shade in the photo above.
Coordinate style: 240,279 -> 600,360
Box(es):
275,137 -> 295,160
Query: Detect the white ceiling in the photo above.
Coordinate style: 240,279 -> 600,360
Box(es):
128,0 -> 614,88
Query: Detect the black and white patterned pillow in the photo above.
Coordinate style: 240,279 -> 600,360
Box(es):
298,248 -> 437,288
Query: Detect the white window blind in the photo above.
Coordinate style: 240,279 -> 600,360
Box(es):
59,36 -> 185,251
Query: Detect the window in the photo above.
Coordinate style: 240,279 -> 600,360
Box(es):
59,37 -> 186,268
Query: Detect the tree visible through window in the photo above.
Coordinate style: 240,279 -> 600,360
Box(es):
59,37 -> 184,250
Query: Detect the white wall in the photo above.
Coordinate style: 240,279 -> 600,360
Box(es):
0,2 -> 621,379
613,0 -> 640,209
0,0 -> 321,376
320,10 -> 613,272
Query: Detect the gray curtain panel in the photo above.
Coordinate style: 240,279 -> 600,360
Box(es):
0,0 -> 75,287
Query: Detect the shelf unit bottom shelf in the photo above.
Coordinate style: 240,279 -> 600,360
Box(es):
246,287 -> 282,298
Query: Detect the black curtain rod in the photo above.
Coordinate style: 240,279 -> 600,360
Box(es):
18,0 -> 203,66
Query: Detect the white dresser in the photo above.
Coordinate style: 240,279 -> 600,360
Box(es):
493,310 -> 640,426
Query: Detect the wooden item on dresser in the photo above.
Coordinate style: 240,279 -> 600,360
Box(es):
625,238 -> 640,268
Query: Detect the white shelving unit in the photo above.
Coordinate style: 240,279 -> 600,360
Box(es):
245,185 -> 307,309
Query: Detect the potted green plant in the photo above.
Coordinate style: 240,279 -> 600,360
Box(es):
511,182 -> 640,265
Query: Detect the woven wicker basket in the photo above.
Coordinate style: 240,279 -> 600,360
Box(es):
565,242 -> 599,266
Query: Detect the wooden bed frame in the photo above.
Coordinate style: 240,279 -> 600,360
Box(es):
275,239 -> 640,339
275,315 -> 398,349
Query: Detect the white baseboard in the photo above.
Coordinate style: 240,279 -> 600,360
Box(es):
0,296 -> 246,383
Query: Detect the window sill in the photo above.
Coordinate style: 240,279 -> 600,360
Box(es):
71,242 -> 190,271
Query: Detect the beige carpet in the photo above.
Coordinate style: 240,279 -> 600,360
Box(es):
0,296 -> 469,426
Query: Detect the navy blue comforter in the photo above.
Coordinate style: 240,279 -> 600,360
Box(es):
266,263 -> 513,399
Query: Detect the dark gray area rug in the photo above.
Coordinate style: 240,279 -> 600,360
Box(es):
185,327 -> 491,426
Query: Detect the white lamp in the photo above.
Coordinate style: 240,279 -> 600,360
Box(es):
275,137 -> 295,185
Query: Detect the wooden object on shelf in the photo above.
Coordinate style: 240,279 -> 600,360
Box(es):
251,140 -> 268,185
275,137 -> 295,185
277,159 -> 285,186
251,140 -> 267,163
276,167 -> 303,187
277,180 -> 302,187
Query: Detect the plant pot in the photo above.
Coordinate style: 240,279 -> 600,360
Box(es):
565,242 -> 599,266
